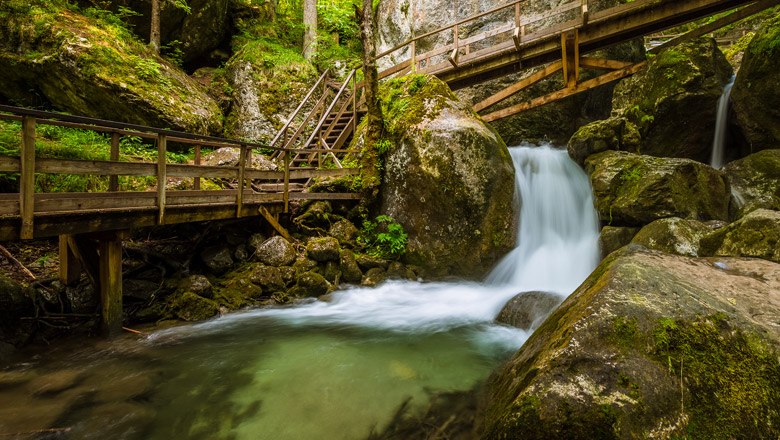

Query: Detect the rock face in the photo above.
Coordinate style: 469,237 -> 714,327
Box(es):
724,149 -> 780,218
608,39 -> 733,162
481,246 -> 780,439
377,75 -> 516,277
496,292 -> 563,330
0,2 -> 222,134
700,209 -> 780,263
631,217 -> 716,257
585,151 -> 730,226
731,14 -> 780,152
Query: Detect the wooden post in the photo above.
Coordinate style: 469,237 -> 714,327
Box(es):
109,132 -> 120,192
283,151 -> 290,213
513,1 -> 522,50
237,145 -> 247,217
58,235 -> 82,286
411,40 -> 417,72
194,144 -> 201,191
581,0 -> 589,26
98,232 -> 123,337
156,134 -> 167,224
449,24 -> 460,67
20,116 -> 35,240
561,30 -> 579,89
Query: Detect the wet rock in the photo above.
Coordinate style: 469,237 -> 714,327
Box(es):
611,38 -> 734,162
375,75 -> 516,278
496,292 -> 563,330
292,256 -> 319,275
234,244 -> 249,262
179,274 -> 213,299
306,237 -> 341,262
317,261 -> 342,285
254,236 -> 297,267
250,265 -> 287,292
724,149 -> 780,219
329,218 -> 359,246
294,271 -> 330,297
700,209 -> 780,263
168,292 -> 219,321
731,14 -> 780,152
586,151 -> 730,226
599,226 -> 640,259
28,369 -> 83,396
339,250 -> 363,284
294,201 -> 333,232
66,284 -> 98,314
248,233 -> 268,256
0,386 -> 87,435
567,116 -> 641,166
482,247 -> 780,439
71,401 -> 155,439
362,267 -> 387,287
631,217 -> 715,257
200,246 -> 234,274
0,371 -> 33,390
355,254 -> 390,271
386,261 -> 417,280
81,369 -> 155,403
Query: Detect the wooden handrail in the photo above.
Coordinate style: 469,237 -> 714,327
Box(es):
301,69 -> 357,155
269,69 -> 329,147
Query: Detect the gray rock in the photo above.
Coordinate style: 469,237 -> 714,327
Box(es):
362,267 -> 387,287
339,250 -> 363,284
329,218 -> 359,246
496,291 -> 563,330
255,236 -> 297,267
700,209 -> 780,263
599,226 -> 640,259
180,274 -> 213,299
250,265 -> 287,292
200,246 -> 234,274
631,217 -> 714,257
724,149 -> 780,219
306,237 -> 341,262
295,271 -> 330,297
355,254 -> 389,271
567,117 -> 641,166
386,261 -> 417,280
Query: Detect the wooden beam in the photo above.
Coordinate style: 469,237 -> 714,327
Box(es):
283,152 -> 291,213
193,144 -> 201,190
58,234 -> 82,286
579,57 -> 633,70
259,206 -> 293,242
474,61 -> 563,112
236,145 -> 246,218
20,116 -> 35,240
68,234 -> 100,289
562,29 -> 579,89
98,232 -> 123,337
109,132 -> 119,192
157,134 -> 167,224
482,61 -> 646,122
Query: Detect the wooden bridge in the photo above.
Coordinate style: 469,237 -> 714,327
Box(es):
1,0 -> 776,335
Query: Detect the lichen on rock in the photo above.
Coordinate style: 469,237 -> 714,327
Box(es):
724,149 -> 780,219
700,208 -> 780,263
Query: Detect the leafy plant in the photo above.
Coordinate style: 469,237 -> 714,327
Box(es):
358,214 -> 408,259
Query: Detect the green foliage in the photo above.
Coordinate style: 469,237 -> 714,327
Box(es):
358,214 -> 408,259
161,40 -> 185,67
374,138 -> 392,155
620,166 -> 642,185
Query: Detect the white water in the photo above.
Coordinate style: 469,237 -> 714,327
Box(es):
710,75 -> 736,169
151,143 -> 600,344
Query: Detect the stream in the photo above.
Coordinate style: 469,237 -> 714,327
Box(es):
0,144 -> 600,439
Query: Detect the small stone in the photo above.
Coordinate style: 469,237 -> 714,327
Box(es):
234,244 -> 249,262
386,261 -> 416,280
339,250 -> 363,284
180,274 -> 213,299
200,246 -> 234,274
295,271 -> 330,297
496,291 -> 563,330
255,236 -> 297,267
168,292 -> 219,321
250,265 -> 286,291
248,233 -> 268,256
329,219 -> 359,245
355,254 -> 389,271
292,256 -> 318,275
362,267 -> 387,287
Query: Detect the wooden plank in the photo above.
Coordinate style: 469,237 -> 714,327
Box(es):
0,156 -> 20,172
237,145 -> 246,217
289,192 -> 362,201
157,134 -> 166,224
59,234 -> 82,286
579,57 -> 633,70
482,61 -> 646,121
36,194 -> 158,212
99,233 -> 123,337
36,158 -> 156,176
283,153 -> 290,213
20,116 -> 35,240
259,206 -> 293,242
244,169 -> 285,180
473,61 -> 563,112
109,132 -> 119,191
194,145 -> 201,190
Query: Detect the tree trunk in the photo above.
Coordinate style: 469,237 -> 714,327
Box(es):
150,0 -> 161,52
360,0 -> 382,148
303,0 -> 317,61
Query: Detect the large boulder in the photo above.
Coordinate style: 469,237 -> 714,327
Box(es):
630,217 -> 717,257
480,246 -> 780,439
731,14 -> 780,152
598,226 -> 639,259
0,1 -> 222,134
610,38 -> 734,162
724,149 -> 780,219
375,75 -> 516,278
254,236 -> 297,267
585,151 -> 730,226
567,116 -> 641,166
496,291 -> 563,330
700,209 -> 780,263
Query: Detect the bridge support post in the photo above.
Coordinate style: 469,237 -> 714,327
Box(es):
59,235 -> 82,286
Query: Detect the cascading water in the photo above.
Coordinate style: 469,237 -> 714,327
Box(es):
710,75 -> 736,169
0,144 -> 602,440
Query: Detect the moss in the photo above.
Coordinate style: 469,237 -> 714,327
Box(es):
611,316 -> 641,349
652,314 -> 780,439
748,13 -> 780,57
167,292 -> 219,322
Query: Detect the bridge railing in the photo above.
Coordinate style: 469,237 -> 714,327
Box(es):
0,105 -> 358,240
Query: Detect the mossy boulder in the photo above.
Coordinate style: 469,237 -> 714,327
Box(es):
496,291 -> 563,330
166,291 -> 219,322
585,151 -> 730,226
599,226 -> 639,259
631,217 -> 716,257
724,149 -> 780,219
481,246 -> 780,439
375,74 -> 516,278
249,264 -> 287,292
0,1 -> 222,134
567,117 -> 641,166
306,237 -> 341,262
700,209 -> 780,263
339,250 -> 363,284
254,236 -> 297,267
199,246 -> 234,274
611,38 -> 733,162
293,271 -> 330,297
178,274 -> 213,299
731,14 -> 780,152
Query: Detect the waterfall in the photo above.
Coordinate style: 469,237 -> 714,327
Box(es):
486,143 -> 601,294
710,75 -> 736,169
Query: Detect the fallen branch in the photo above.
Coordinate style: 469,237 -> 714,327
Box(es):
0,244 -> 36,280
